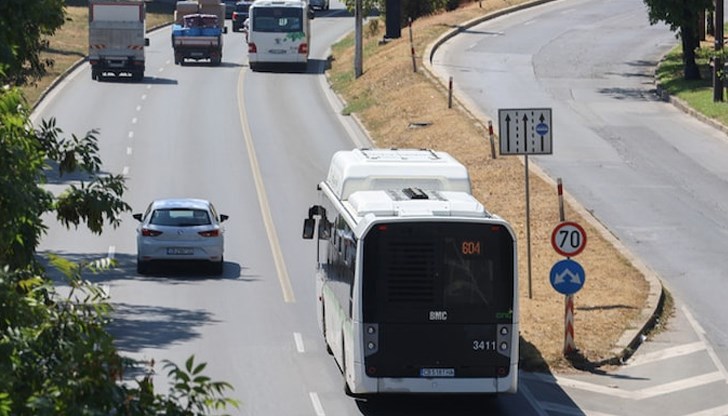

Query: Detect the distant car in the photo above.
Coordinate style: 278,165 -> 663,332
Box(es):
309,0 -> 329,11
232,1 -> 253,32
133,198 -> 228,275
223,0 -> 237,18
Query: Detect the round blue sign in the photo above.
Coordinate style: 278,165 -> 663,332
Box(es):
536,122 -> 549,136
549,259 -> 585,295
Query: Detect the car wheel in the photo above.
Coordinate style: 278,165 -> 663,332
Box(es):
211,257 -> 224,275
137,259 -> 150,275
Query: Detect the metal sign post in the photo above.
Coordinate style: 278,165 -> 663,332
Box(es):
498,108 -> 553,299
551,178 -> 587,355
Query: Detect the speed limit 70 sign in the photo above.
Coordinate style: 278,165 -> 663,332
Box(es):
551,221 -> 587,257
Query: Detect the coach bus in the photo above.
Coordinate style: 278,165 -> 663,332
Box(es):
302,148 -> 519,395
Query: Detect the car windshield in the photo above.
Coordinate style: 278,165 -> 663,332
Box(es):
150,208 -> 211,226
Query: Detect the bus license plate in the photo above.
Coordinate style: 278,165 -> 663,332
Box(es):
269,49 -> 287,54
167,247 -> 193,255
420,368 -> 455,378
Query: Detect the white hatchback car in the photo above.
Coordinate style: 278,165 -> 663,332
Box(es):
133,198 -> 228,275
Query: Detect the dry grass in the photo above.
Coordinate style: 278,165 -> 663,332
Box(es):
329,0 -> 651,372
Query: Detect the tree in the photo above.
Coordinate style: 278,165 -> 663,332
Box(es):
643,0 -> 713,80
0,87 -> 130,270
0,86 -> 240,414
0,0 -> 66,86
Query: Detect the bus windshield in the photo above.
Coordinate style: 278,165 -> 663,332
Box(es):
362,222 -> 515,324
252,8 -> 303,32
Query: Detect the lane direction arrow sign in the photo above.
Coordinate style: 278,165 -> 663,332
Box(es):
498,108 -> 553,155
549,259 -> 586,295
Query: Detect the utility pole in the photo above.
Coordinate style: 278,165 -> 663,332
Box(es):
354,0 -> 363,78
713,0 -> 724,102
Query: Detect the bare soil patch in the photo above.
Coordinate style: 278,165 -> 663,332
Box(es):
328,0 -> 654,372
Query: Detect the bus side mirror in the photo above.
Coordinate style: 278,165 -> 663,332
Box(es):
303,218 -> 315,239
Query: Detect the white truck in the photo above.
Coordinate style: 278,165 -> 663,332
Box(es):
88,0 -> 149,81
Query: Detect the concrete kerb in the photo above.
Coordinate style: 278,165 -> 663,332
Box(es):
421,0 -> 665,366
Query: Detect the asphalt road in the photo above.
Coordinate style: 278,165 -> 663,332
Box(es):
432,0 -> 728,414
32,0 -> 728,414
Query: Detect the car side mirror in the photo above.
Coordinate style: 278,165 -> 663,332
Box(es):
133,213 -> 143,221
223,26 -> 228,34
308,10 -> 314,20
144,38 -> 150,47
302,218 -> 315,239
220,214 -> 229,223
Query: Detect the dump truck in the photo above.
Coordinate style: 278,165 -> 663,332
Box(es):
172,0 -> 227,65
88,0 -> 149,81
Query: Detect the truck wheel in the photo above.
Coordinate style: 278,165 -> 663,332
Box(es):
132,71 -> 143,82
91,70 -> 100,81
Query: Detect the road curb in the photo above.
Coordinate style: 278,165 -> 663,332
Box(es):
422,0 -> 665,368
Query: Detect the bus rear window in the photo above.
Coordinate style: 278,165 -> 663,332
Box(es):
362,222 -> 515,323
252,8 -> 302,32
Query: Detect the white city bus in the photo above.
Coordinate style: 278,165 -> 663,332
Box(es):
302,148 -> 519,395
246,0 -> 312,71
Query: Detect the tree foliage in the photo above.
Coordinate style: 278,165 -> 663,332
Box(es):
0,88 -> 239,413
0,0 -> 67,86
343,0 -> 465,25
0,259 -> 239,415
643,0 -> 713,80
0,87 -> 130,269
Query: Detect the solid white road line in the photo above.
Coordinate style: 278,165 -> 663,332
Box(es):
685,404 -> 728,416
309,392 -> 325,416
540,401 -> 617,416
683,306 -> 728,384
627,341 -> 706,367
636,371 -> 724,399
519,379 -> 550,416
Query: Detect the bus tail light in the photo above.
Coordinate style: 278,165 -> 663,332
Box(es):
367,366 -> 377,376
248,43 -> 257,53
298,43 -> 308,55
